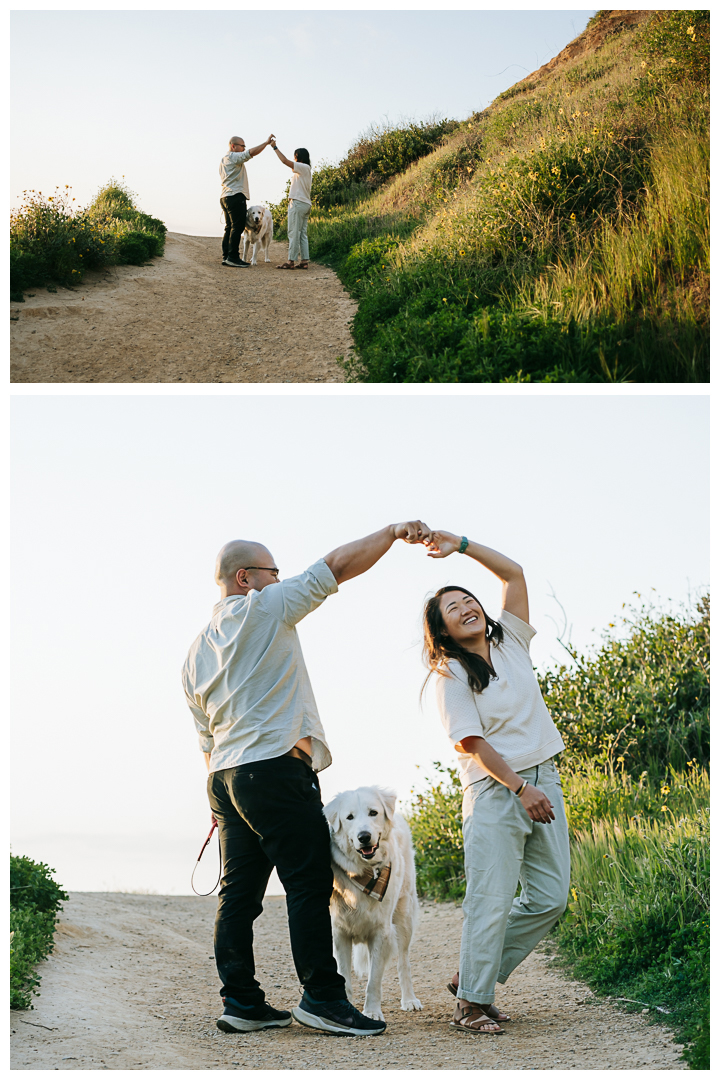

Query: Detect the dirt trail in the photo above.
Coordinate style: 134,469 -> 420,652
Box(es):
10,892 -> 684,1071
10,234 -> 355,383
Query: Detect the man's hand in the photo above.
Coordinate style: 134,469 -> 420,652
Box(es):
519,784 -> 555,823
424,529 -> 461,558
267,134 -> 276,145
394,520 -> 432,544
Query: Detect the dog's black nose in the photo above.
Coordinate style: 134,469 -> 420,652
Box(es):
357,831 -> 372,846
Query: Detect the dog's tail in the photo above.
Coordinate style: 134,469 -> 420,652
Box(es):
352,943 -> 370,980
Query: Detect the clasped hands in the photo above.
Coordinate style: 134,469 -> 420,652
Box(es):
394,521 -> 465,558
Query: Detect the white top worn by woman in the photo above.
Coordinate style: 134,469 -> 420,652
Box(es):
435,608 -> 565,790
288,161 -> 312,204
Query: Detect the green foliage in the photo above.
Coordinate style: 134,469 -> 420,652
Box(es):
406,593 -> 710,1066
9,179 -> 166,298
10,855 -> 68,1010
267,119 -> 457,235
405,765 -> 465,900
539,595 -> 709,776
11,854 -> 69,915
10,908 -> 57,1010
557,791 -> 709,1068
304,11 -> 708,381
638,10 -> 709,88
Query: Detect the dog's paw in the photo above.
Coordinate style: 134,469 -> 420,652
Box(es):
362,1007 -> 385,1022
401,997 -> 423,1012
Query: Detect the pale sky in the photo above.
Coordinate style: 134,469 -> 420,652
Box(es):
10,392 -> 709,891
11,6 -> 595,235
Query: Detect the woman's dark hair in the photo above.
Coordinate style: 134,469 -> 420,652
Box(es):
422,585 -> 504,695
294,148 -> 311,166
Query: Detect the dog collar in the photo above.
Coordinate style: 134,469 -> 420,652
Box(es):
347,864 -> 391,902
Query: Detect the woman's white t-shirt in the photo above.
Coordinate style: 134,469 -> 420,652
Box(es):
289,161 -> 312,204
435,609 -> 565,790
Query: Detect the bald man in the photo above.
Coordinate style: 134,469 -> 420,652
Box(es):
182,522 -> 431,1037
220,134 -> 274,267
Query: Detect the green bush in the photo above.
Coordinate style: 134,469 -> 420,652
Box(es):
10,908 -> 58,1010
268,118 -> 457,234
539,595 -> 709,777
638,10 -> 709,88
10,854 -> 68,1010
9,179 -> 166,298
11,854 -> 69,915
406,765 -> 465,900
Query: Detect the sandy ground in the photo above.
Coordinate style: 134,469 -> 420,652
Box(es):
10,892 -> 684,1071
9,234 -> 356,384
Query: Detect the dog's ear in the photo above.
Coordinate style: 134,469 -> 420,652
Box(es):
376,787 -> 397,823
323,798 -> 342,834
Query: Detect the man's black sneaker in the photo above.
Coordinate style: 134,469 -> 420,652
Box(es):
223,258 -> 250,267
217,997 -> 292,1033
291,993 -> 386,1036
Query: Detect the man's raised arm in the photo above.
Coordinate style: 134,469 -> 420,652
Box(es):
324,521 -> 431,585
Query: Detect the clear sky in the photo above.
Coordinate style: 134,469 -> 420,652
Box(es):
10,392 -> 709,892
11,6 -> 595,235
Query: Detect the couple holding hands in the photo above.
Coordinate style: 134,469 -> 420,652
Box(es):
182,520 -> 569,1037
219,134 -> 312,269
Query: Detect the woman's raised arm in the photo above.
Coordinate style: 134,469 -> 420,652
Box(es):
270,140 -> 294,169
425,531 -> 529,624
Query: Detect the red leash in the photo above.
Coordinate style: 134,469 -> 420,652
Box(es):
191,818 -> 222,896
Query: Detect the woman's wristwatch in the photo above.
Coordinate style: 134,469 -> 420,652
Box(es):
514,779 -> 528,796
458,536 -> 469,554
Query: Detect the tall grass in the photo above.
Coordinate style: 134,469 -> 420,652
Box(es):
10,179 -> 167,301
288,10 -> 708,381
557,772 -> 709,1070
405,592 -> 710,1067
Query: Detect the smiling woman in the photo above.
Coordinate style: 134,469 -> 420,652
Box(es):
420,531 -> 569,1035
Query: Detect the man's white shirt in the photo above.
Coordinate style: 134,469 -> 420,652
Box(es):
220,149 -> 252,198
183,559 -> 338,773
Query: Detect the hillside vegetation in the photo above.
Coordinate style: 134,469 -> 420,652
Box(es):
10,180 -> 166,301
10,855 -> 68,1009
406,593 -> 709,1068
271,11 -> 709,382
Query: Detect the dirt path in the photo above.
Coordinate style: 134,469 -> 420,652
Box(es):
10,234 -> 355,383
10,892 -> 684,1070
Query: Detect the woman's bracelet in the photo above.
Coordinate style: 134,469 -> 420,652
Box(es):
514,779 -> 528,796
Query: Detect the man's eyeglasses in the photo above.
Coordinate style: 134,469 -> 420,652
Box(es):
242,566 -> 279,575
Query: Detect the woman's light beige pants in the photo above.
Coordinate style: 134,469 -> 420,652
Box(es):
287,199 -> 311,262
458,757 -> 570,1004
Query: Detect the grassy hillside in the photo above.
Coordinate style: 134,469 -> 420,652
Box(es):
271,11 -> 709,382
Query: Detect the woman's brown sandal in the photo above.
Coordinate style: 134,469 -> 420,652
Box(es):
276,262 -> 296,269
447,974 -> 511,1022
295,261 -> 309,269
450,1003 -> 504,1034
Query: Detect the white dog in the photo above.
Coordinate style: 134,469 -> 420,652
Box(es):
242,205 -> 273,265
324,786 -> 423,1022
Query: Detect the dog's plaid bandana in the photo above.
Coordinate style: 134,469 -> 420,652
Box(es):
347,864 -> 392,902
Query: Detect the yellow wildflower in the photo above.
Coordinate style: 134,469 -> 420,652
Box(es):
660,806 -> 669,812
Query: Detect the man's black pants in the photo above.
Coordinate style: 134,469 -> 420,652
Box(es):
207,756 -> 347,1005
219,192 -> 247,262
